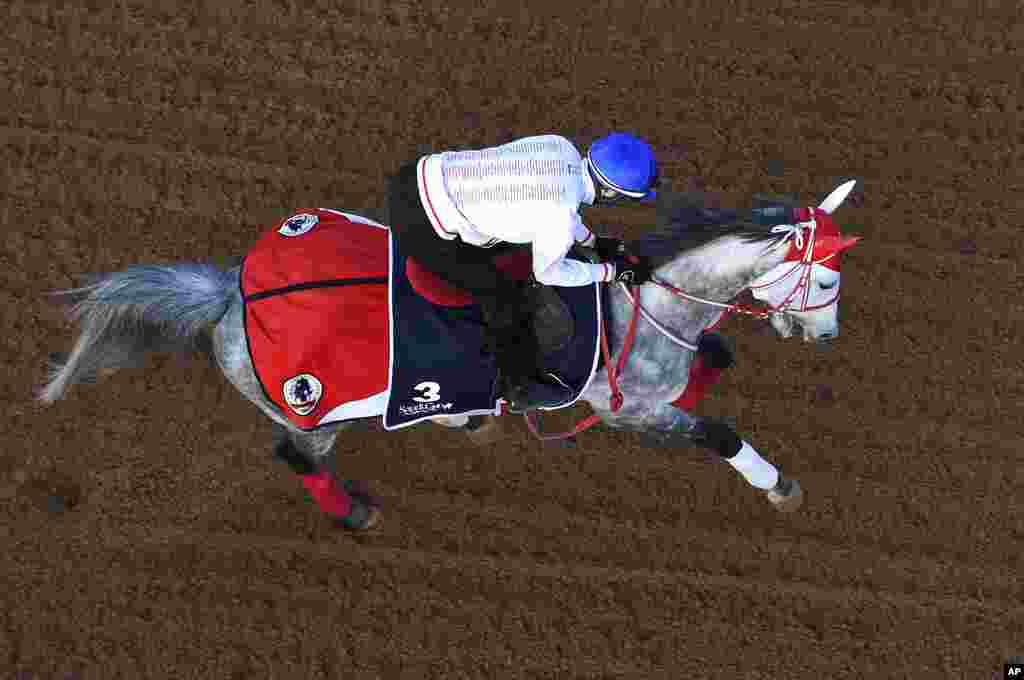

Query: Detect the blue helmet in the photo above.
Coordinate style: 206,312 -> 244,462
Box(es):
586,132 -> 659,203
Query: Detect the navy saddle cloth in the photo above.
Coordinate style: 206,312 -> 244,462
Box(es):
383,237 -> 602,430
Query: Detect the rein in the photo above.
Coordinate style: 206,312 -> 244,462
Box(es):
524,216 -> 831,441
524,281 -> 642,441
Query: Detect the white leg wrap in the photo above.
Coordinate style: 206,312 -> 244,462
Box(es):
725,441 -> 780,490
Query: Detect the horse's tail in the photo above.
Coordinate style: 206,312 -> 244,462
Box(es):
36,262 -> 237,404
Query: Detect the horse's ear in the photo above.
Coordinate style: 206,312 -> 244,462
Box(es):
818,180 -> 857,214
811,234 -> 862,262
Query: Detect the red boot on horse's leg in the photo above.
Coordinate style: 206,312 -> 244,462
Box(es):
300,472 -> 382,530
301,470 -> 352,518
274,431 -> 380,530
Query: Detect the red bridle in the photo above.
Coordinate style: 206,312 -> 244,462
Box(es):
525,209 -> 856,441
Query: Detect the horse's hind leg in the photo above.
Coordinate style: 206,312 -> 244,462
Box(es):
272,424 -> 382,530
210,290 -> 380,529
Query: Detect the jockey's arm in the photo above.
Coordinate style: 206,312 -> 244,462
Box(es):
573,219 -> 597,248
531,212 -> 614,286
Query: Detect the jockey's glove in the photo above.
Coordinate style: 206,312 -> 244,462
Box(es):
608,251 -> 654,285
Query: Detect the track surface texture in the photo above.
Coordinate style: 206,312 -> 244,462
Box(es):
3,1 -> 1023,678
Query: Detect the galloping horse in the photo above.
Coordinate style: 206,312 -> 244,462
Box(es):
36,181 -> 861,530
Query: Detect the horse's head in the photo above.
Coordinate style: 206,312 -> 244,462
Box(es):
747,181 -> 862,343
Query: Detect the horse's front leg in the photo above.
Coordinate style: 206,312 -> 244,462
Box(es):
271,423 -> 382,530
607,403 -> 803,512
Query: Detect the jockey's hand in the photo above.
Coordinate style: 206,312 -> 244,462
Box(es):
609,252 -> 653,285
594,236 -> 626,260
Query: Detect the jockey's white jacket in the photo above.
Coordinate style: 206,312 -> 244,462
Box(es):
416,134 -> 615,286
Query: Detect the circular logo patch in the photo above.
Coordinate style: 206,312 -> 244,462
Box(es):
283,373 -> 323,416
278,213 -> 319,237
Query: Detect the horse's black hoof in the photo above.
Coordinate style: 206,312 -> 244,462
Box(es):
463,415 -> 507,446
336,480 -> 383,531
464,415 -> 489,432
697,332 -> 734,370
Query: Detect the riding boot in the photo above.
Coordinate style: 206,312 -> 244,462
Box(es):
480,284 -> 573,412
503,371 -> 574,414
490,314 -> 573,412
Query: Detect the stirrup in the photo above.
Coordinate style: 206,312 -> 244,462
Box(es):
505,372 -> 573,414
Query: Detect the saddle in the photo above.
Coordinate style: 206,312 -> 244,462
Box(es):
385,238 -> 602,430
405,255 -> 577,355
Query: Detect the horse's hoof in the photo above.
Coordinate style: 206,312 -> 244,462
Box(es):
336,500 -> 382,531
335,504 -> 382,531
337,480 -> 383,531
464,415 -> 506,446
353,505 -> 382,530
766,477 -> 803,513
429,414 -> 470,428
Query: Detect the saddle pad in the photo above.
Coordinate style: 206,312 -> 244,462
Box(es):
240,209 -> 391,430
383,237 -> 602,430
240,208 -> 602,431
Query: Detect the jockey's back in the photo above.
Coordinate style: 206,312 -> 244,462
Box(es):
418,135 -> 595,245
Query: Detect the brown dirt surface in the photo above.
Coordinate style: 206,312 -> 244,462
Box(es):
3,1 -> 1022,678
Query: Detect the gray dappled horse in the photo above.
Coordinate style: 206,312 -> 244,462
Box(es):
36,182 -> 861,530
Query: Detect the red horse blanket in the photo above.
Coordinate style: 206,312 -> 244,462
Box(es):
240,209 -> 391,430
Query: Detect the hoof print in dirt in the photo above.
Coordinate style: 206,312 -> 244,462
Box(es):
766,477 -> 803,513
47,495 -> 68,514
21,471 -> 82,515
544,435 -> 577,449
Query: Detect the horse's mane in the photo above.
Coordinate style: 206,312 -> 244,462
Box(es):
628,190 -> 798,269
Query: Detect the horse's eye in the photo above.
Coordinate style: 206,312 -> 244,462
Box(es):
818,280 -> 837,290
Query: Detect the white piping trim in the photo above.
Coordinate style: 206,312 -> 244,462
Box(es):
321,209 -> 389,230
382,229 -> 399,429
318,390 -> 388,424
387,406 -> 502,431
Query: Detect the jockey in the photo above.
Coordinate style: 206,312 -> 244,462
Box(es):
385,132 -> 658,412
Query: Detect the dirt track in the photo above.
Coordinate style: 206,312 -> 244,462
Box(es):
3,1 -> 1022,678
